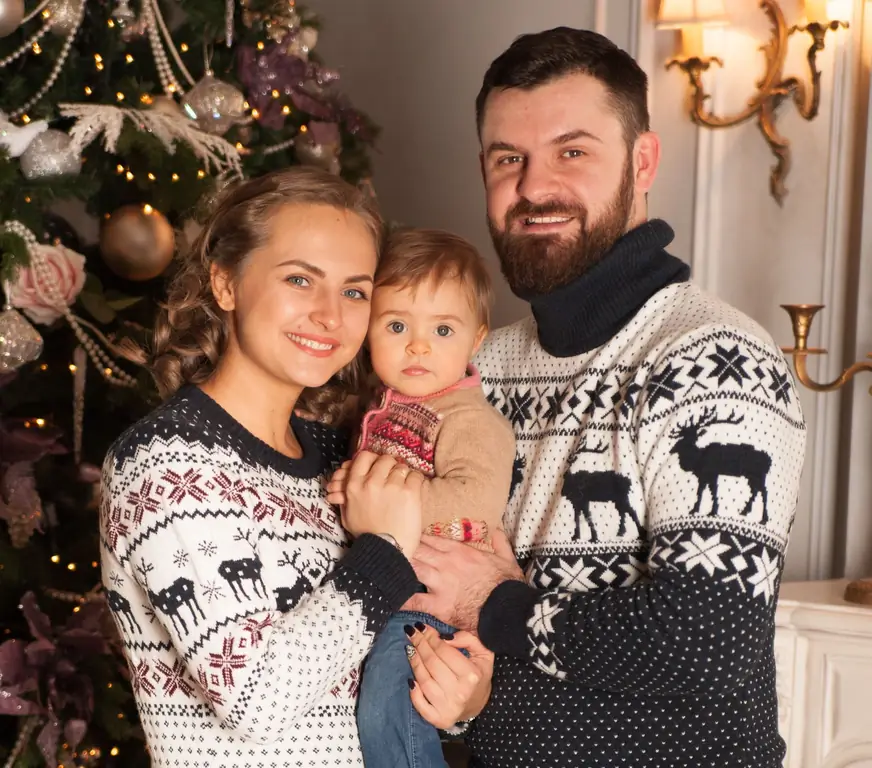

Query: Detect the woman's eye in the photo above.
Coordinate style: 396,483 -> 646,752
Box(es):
343,288 -> 367,300
435,325 -> 453,337
388,321 -> 406,334
287,275 -> 310,287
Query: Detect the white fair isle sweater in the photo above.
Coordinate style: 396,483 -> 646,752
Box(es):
468,220 -> 807,768
99,386 -> 419,767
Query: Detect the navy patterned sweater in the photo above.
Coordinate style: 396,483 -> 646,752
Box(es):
467,220 -> 806,767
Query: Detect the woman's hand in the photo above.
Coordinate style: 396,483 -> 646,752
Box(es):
407,624 -> 494,729
339,451 -> 424,557
326,460 -> 351,506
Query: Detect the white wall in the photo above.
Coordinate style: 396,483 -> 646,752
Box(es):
312,0 -> 601,328
312,0 -> 872,581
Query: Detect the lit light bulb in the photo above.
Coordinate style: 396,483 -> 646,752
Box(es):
69,363 -> 78,372
21,115 -> 30,124
51,555 -> 60,563
34,418 -> 45,427
148,172 -> 156,181
197,170 -> 206,179
143,204 -> 154,214
67,563 -> 76,571
126,54 -> 134,63
32,42 -> 42,54
171,173 -> 179,181
282,105 -> 291,115
84,86 -> 92,95
125,171 -> 134,181
116,92 -> 125,101
180,43 -> 189,52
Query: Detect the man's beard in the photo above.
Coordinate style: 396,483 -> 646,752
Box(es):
488,157 -> 636,297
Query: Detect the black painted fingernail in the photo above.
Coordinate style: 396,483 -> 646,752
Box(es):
439,632 -> 455,641
403,624 -> 415,637
407,678 -> 416,690
414,621 -> 427,632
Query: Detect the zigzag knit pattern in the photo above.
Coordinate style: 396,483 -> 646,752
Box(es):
469,282 -> 806,768
100,386 -> 418,767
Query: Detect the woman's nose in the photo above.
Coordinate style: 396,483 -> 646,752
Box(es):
310,296 -> 342,331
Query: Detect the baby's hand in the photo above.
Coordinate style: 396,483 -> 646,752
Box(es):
326,460 -> 352,506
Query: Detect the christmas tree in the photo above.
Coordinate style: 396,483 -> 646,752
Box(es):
0,1 -> 377,765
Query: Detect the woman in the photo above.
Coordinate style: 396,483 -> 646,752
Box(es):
99,168 -> 490,767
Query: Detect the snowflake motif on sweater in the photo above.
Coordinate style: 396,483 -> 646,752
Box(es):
469,281 -> 806,768
100,387 -> 418,767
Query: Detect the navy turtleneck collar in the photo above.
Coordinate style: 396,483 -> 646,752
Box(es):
523,219 -> 690,357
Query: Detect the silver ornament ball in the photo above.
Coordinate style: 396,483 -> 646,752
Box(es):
19,129 -> 81,180
0,0 -> 24,38
46,0 -> 82,37
295,138 -> 341,175
0,308 -> 43,373
181,73 -> 246,136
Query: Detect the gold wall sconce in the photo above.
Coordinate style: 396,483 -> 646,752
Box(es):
781,303 -> 872,606
658,0 -> 849,205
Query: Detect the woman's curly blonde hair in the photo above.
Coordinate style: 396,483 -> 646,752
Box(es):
150,166 -> 383,426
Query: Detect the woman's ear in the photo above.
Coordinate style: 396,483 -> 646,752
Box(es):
471,324 -> 488,359
210,262 -> 235,312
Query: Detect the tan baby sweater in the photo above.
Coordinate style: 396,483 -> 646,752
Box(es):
357,366 -> 515,544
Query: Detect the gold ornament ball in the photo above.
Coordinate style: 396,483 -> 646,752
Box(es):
99,205 -> 175,281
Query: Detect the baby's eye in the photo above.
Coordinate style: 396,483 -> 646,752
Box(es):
388,321 -> 406,334
286,275 -> 310,287
435,325 -> 454,337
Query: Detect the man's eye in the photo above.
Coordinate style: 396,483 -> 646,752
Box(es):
388,321 -> 406,334
563,149 -> 585,158
497,155 -> 523,166
435,325 -> 453,337
343,288 -> 367,300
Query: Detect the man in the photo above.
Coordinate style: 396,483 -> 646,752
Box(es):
412,27 -> 806,767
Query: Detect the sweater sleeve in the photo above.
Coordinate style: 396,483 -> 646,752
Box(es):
100,449 -> 418,744
478,327 -> 806,696
420,404 -> 515,533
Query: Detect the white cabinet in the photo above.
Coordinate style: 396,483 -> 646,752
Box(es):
775,579 -> 872,768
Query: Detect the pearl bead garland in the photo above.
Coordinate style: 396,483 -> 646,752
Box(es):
9,0 -> 86,120
2,715 -> 40,768
144,0 -> 195,97
263,137 -> 296,156
2,221 -> 138,388
0,16 -> 53,69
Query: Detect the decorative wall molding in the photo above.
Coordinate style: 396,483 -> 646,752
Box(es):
637,0 -> 869,580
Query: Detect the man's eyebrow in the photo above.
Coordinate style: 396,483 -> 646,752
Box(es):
552,129 -> 602,145
485,141 -> 523,157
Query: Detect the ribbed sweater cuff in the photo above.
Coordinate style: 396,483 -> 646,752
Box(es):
341,534 -> 419,611
479,579 -> 541,658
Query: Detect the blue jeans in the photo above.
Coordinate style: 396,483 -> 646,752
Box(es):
357,610 -> 458,767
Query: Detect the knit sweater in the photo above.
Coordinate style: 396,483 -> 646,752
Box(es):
358,367 -> 515,542
99,386 -> 419,767
467,220 -> 807,768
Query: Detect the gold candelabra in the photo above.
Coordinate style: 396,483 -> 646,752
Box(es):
665,0 -> 848,205
781,303 -> 872,605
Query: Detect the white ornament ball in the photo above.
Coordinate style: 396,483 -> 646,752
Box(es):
0,0 -> 24,38
19,129 -> 82,180
46,0 -> 82,37
181,73 -> 246,136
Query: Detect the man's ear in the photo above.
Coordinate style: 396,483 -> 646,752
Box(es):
210,262 -> 235,312
633,131 -> 661,194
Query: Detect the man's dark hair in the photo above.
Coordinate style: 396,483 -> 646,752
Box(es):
475,27 -> 650,146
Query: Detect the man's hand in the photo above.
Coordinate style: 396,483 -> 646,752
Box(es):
410,530 -> 524,633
